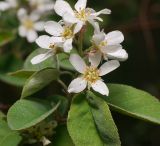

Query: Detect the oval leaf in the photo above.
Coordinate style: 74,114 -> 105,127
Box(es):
21,68 -> 59,98
87,91 -> 121,146
104,84 -> 160,125
0,120 -> 22,146
7,99 -> 60,130
54,125 -> 74,146
0,31 -> 15,47
58,53 -> 74,70
68,93 -> 120,146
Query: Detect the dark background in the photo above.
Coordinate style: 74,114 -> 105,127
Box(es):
0,0 -> 160,146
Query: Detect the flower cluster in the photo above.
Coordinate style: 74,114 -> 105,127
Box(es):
31,0 -> 128,96
0,0 -> 55,43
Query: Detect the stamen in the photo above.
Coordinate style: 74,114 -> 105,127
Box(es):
83,67 -> 100,83
23,19 -> 34,30
74,9 -> 91,21
61,27 -> 73,39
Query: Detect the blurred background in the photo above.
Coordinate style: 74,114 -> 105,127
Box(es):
0,0 -> 160,146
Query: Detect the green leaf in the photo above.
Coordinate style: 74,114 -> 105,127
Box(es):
0,112 -> 5,120
0,73 -> 26,86
8,70 -> 34,79
54,125 -> 74,146
24,49 -> 56,71
47,95 -> 69,116
0,120 -> 22,146
0,30 -> 15,47
68,93 -> 120,146
58,53 -> 74,70
21,68 -> 59,98
104,84 -> 160,125
7,99 -> 60,130
87,91 -> 121,146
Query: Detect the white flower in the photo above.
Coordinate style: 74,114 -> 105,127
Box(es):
0,0 -> 17,11
44,21 -> 76,52
68,54 -> 120,96
31,35 -> 63,64
17,8 -> 45,43
27,0 -> 54,14
89,23 -> 128,62
54,0 -> 111,33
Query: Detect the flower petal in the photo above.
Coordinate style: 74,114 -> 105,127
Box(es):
0,2 -> 10,11
44,21 -> 64,36
27,30 -> 38,43
63,12 -> 78,24
92,32 -> 105,46
74,22 -> 84,34
93,8 -> 111,16
31,52 -> 53,64
69,54 -> 86,73
36,35 -> 52,49
105,31 -> 124,45
29,11 -> 40,21
54,0 -> 74,16
63,38 -> 73,53
91,80 -> 109,96
18,26 -> 27,37
108,49 -> 128,61
101,44 -> 122,54
99,60 -> 120,76
17,8 -> 27,22
34,21 -> 45,31
89,51 -> 102,67
75,0 -> 87,11
68,77 -> 87,93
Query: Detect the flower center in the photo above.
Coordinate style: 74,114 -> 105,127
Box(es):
49,43 -> 59,53
61,27 -> 73,39
75,9 -> 91,21
83,67 -> 100,83
23,19 -> 34,30
99,41 -> 107,48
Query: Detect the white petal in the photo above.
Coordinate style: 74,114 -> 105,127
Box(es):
74,22 -> 84,34
17,8 -> 27,22
50,36 -> 64,44
101,44 -> 122,54
18,26 -> 27,37
34,21 -> 45,31
63,38 -> 73,53
93,22 -> 100,34
108,49 -> 128,61
89,51 -> 102,67
93,8 -> 111,16
44,21 -> 64,36
99,60 -> 120,76
92,32 -> 105,46
31,52 -> 53,64
91,80 -> 109,96
75,0 -> 87,11
105,31 -> 124,45
27,30 -> 38,43
0,2 -> 10,11
36,35 -> 51,49
69,54 -> 86,73
29,12 -> 40,21
54,0 -> 74,16
63,12 -> 78,24
68,77 -> 87,93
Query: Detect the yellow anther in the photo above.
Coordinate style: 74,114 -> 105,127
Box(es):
83,67 -> 100,83
74,9 -> 91,21
61,27 -> 73,39
23,19 -> 34,30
